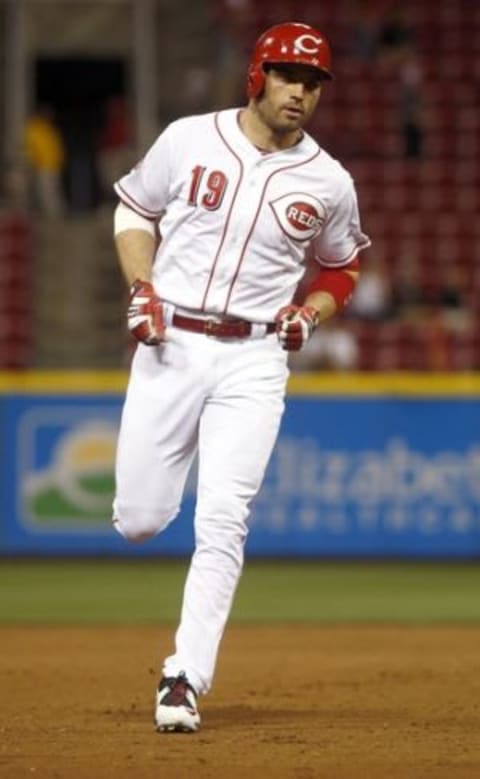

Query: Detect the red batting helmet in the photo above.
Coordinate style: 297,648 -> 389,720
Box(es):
247,22 -> 334,99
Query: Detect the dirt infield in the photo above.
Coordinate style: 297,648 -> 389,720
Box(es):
2,625 -> 480,779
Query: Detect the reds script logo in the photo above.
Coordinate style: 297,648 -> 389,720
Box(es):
269,193 -> 326,242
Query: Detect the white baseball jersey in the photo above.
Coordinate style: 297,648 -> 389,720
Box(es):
114,108 -> 370,322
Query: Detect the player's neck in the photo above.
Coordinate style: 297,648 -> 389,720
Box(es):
238,107 -> 303,152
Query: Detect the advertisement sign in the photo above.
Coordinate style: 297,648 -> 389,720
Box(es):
253,396 -> 480,556
1,374 -> 480,557
1,394 -> 194,554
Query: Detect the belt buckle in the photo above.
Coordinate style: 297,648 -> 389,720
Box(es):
205,318 -> 223,337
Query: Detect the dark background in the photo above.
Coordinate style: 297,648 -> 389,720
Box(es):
35,57 -> 126,210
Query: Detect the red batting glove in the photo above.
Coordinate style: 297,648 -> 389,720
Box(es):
275,305 -> 319,351
127,280 -> 165,345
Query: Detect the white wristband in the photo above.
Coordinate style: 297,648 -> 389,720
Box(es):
114,202 -> 156,237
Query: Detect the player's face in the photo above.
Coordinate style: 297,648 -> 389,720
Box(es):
257,64 -> 324,134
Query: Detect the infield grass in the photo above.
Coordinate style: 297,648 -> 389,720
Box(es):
1,559 -> 480,624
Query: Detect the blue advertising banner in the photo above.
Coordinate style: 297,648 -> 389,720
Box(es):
1,372 -> 480,557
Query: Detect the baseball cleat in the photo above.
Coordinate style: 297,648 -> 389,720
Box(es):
154,671 -> 200,733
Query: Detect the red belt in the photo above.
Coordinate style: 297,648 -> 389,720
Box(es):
172,313 -> 276,339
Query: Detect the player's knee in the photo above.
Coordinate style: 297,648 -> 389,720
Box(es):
197,492 -> 249,532
112,504 -> 178,543
194,523 -> 247,573
194,496 -> 249,561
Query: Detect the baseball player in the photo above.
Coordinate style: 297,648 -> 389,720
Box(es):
112,21 -> 370,733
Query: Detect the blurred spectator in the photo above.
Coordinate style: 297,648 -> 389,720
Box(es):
436,265 -> 472,335
420,306 -> 452,371
182,66 -> 213,113
398,47 -> 424,159
437,266 -> 468,312
23,104 -> 66,217
374,3 -> 424,158
349,0 -> 414,69
289,321 -> 359,372
391,255 -> 424,320
97,95 -> 134,202
63,104 -> 102,214
349,0 -> 383,65
210,0 -> 255,107
347,1 -> 425,159
347,253 -> 393,321
1,163 -> 27,210
388,259 -> 473,370
377,2 -> 414,70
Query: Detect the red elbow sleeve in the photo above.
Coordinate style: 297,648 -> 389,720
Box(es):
307,265 -> 358,310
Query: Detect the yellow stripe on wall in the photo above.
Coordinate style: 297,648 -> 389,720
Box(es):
0,371 -> 128,394
287,372 -> 480,396
1,371 -> 480,396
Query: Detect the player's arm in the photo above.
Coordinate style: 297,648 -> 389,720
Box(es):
114,201 -> 165,345
114,201 -> 157,285
275,261 -> 359,351
303,265 -> 359,323
116,230 -> 156,286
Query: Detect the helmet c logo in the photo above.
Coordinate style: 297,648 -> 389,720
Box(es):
294,34 -> 323,54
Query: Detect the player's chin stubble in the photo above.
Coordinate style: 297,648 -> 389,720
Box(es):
257,103 -> 305,136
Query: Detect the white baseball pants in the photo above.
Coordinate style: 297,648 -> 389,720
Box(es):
113,327 -> 288,694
